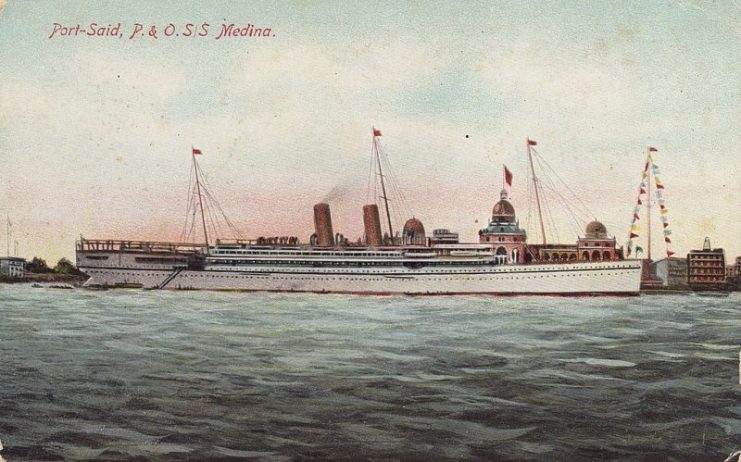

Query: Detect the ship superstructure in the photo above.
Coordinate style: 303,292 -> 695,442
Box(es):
76,133 -> 642,295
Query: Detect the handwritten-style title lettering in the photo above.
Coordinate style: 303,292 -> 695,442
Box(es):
48,22 -> 275,40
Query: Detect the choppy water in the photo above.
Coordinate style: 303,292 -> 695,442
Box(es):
0,285 -> 739,461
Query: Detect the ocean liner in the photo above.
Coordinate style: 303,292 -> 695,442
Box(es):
76,133 -> 642,295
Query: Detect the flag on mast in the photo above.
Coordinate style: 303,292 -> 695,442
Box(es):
373,128 -> 382,137
192,148 -> 202,155
527,139 -> 537,146
649,146 -> 658,152
504,165 -> 513,187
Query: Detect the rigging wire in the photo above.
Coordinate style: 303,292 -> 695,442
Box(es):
374,137 -> 414,235
195,160 -> 244,239
531,149 -> 595,240
181,154 -> 245,244
365,142 -> 376,206
532,149 -> 595,221
533,154 -> 585,237
180,162 -> 196,242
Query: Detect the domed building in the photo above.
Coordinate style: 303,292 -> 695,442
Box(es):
479,189 -> 527,264
491,196 -> 516,223
585,221 -> 608,239
577,220 -> 617,261
402,217 -> 426,245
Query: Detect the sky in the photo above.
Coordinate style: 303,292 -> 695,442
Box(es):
0,1 -> 739,263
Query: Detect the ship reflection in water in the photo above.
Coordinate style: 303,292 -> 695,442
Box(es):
1,287 -> 739,461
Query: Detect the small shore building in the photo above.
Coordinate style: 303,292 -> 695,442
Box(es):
0,256 -> 26,278
651,257 -> 689,288
687,237 -> 726,290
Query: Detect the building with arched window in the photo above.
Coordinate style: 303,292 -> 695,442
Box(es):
478,189 -> 527,264
576,221 -> 618,261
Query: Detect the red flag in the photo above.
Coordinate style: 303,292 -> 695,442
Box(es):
664,237 -> 671,243
656,184 -> 664,189
527,139 -> 537,146
663,222 -> 669,228
660,204 -> 665,209
667,250 -> 675,257
633,213 -> 640,220
637,199 -> 642,205
504,165 -> 513,187
192,148 -> 202,155
649,146 -> 658,152
373,128 -> 382,137
640,188 -> 646,195
643,162 -> 649,172
630,232 -> 639,238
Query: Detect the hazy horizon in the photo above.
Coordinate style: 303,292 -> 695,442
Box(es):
0,1 -> 739,263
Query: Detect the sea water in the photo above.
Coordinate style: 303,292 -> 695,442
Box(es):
0,285 -> 739,461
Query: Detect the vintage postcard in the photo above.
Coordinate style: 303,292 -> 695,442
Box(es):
0,1 -> 739,461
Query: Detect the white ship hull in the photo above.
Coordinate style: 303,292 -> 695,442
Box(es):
79,260 -> 642,295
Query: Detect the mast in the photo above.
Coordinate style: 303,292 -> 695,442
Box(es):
5,215 -> 9,257
192,149 -> 210,253
373,128 -> 394,244
646,147 -> 652,261
527,139 -> 547,244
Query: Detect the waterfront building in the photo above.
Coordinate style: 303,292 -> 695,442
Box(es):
726,256 -> 741,290
651,257 -> 688,288
726,256 -> 741,278
687,237 -> 726,290
0,256 -> 26,278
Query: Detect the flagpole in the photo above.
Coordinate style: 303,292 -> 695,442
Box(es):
373,128 -> 394,245
192,148 -> 210,253
646,148 -> 652,262
527,139 -> 546,245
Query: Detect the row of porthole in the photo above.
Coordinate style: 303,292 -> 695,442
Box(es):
189,272 -> 623,280
96,269 -> 625,279
207,265 -> 621,274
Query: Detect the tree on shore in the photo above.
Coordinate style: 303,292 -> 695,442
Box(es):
26,257 -> 52,273
53,258 -> 83,275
